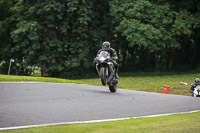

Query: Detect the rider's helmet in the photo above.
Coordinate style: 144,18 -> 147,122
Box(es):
102,41 -> 110,51
195,78 -> 200,83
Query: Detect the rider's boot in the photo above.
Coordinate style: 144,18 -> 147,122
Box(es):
116,73 -> 119,79
115,70 -> 119,79
115,64 -> 119,79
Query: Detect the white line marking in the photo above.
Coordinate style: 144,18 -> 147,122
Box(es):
0,110 -> 200,131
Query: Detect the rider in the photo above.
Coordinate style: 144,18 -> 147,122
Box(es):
97,41 -> 119,79
190,78 -> 200,93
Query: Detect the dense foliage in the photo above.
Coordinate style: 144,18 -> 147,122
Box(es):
0,0 -> 200,78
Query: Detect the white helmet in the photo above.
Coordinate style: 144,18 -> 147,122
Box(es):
102,41 -> 110,51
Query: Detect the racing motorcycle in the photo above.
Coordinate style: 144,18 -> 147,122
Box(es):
192,85 -> 200,97
94,51 -> 118,92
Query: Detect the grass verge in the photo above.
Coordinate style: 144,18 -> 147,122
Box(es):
0,74 -> 83,84
78,72 -> 200,96
1,111 -> 200,133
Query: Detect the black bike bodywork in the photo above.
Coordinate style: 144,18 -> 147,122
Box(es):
94,51 -> 118,92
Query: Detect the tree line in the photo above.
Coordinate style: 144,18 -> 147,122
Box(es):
0,0 -> 200,78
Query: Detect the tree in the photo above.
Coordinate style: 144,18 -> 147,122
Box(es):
6,0 -> 113,77
1,0 -> 200,77
110,0 -> 200,71
0,0 -> 16,74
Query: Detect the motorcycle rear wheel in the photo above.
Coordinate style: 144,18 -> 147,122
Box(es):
109,84 -> 117,92
100,66 -> 107,86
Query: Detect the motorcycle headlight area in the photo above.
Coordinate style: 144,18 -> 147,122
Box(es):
99,57 -> 106,62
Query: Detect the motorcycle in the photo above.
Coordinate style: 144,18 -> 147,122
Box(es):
192,85 -> 200,97
94,51 -> 118,92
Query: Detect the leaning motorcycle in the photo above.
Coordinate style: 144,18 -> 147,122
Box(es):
192,85 -> 200,97
94,51 -> 118,92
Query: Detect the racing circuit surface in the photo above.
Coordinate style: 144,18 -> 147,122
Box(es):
0,82 -> 200,130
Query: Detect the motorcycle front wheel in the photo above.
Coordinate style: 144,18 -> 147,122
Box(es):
100,66 -> 107,86
109,84 -> 117,92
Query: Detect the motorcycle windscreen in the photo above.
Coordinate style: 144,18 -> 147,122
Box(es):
99,51 -> 110,57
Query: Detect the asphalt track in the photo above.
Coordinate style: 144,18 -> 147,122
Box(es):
0,82 -> 200,130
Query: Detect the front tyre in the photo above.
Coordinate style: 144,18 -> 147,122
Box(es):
100,66 -> 107,86
109,84 -> 117,92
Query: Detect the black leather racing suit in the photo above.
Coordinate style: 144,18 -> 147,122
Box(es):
190,83 -> 200,93
97,48 -> 119,78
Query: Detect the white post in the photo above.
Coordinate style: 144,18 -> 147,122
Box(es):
8,59 -> 14,75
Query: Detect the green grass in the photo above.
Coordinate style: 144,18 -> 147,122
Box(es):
1,111 -> 200,133
0,74 -> 83,84
78,72 -> 200,96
